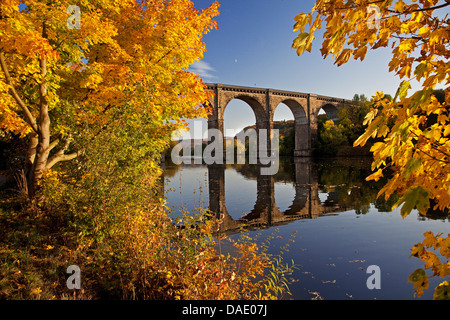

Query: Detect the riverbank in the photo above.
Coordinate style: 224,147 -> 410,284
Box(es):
0,184 -> 295,300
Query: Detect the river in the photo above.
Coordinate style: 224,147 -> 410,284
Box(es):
162,156 -> 449,300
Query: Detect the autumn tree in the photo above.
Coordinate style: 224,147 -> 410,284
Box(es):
316,95 -> 371,155
0,0 -> 219,197
292,0 -> 449,299
0,1 -> 300,300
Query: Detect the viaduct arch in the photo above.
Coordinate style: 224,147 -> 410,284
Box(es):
205,83 -> 353,157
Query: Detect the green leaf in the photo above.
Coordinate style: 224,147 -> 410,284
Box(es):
414,61 -> 428,81
395,186 -> 430,217
408,88 -> 432,114
404,158 -> 422,179
394,80 -> 411,102
408,268 -> 429,298
434,282 -> 450,300
408,268 -> 426,283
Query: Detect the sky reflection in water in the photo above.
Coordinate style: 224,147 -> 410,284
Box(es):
163,157 -> 449,300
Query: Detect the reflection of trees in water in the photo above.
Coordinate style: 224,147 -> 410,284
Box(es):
315,157 -> 398,214
163,156 -> 401,215
162,156 -> 450,223
162,157 -> 182,178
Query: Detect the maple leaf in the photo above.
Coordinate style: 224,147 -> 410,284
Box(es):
292,0 -> 450,299
0,0 -> 219,198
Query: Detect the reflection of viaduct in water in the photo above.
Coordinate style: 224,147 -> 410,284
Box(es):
209,159 -> 350,233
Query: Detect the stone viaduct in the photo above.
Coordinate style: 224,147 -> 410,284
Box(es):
205,83 -> 353,157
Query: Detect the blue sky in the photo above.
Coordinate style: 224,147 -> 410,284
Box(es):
183,0 -> 408,139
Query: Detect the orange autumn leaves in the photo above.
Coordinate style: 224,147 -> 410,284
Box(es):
0,0 -> 219,193
292,0 -> 449,299
292,0 -> 450,215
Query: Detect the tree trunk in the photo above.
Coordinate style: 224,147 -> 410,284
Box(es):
1,22 -> 78,199
25,131 -> 38,195
28,23 -> 51,198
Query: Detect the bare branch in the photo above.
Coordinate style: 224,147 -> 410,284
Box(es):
386,2 -> 450,14
0,52 -> 38,133
47,138 -> 61,152
45,134 -> 77,169
45,152 -> 78,170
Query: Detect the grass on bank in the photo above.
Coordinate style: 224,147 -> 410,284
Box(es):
0,181 -> 296,300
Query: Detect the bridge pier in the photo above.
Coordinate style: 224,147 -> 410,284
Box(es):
255,119 -> 273,161
205,83 -> 352,159
207,118 -> 224,134
294,121 -> 311,157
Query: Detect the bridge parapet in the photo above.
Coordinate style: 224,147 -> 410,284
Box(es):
204,83 -> 354,157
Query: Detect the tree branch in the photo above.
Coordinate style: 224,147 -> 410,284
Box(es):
45,134 -> 78,170
417,148 -> 450,164
45,152 -> 78,170
47,138 -> 60,152
332,1 -> 450,13
0,52 -> 38,133
410,130 -> 450,163
386,2 -> 450,14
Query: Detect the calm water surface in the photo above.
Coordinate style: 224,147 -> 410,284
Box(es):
163,157 -> 449,300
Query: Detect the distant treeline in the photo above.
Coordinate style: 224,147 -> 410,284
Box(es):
164,89 -> 446,159
315,89 -> 445,156
315,93 -> 371,156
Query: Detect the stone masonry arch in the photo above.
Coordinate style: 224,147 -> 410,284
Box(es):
271,98 -> 309,157
316,103 -> 339,121
205,83 -> 353,156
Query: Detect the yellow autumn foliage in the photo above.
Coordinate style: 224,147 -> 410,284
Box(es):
292,0 -> 449,299
0,0 -> 218,196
